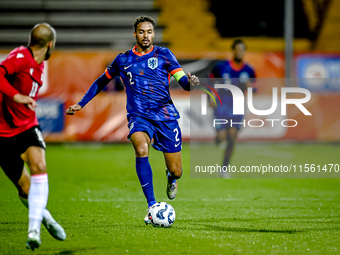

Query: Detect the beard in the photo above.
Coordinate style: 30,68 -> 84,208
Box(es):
137,40 -> 152,51
233,56 -> 243,64
44,45 -> 53,60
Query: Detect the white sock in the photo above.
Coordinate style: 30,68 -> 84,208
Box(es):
19,195 -> 54,223
28,174 -> 49,233
19,195 -> 52,222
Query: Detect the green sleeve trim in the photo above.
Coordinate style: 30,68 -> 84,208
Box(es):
173,70 -> 186,82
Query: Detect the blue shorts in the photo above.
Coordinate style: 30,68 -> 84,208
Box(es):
214,111 -> 244,131
127,116 -> 182,153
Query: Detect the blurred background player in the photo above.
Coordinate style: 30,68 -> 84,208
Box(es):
66,16 -> 199,224
0,23 -> 66,250
210,39 -> 256,178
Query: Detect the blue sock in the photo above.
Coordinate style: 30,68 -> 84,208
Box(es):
136,157 -> 156,207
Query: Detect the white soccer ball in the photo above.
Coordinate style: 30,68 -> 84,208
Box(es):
148,202 -> 176,228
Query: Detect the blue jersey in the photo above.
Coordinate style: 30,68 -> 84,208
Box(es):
104,45 -> 184,121
211,60 -> 256,115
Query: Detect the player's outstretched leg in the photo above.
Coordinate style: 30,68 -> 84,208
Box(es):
136,157 -> 157,224
166,169 -> 179,200
19,195 -> 66,240
26,174 -> 48,250
130,132 -> 157,224
219,128 -> 238,179
18,166 -> 66,241
164,152 -> 182,200
42,210 -> 66,240
21,146 -> 50,250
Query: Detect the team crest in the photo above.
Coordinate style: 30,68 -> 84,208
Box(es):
239,72 -> 250,83
148,57 -> 158,69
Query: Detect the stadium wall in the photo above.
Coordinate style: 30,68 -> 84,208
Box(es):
1,50 -> 339,142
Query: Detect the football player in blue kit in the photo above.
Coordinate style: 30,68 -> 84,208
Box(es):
66,16 -> 199,224
210,39 -> 256,178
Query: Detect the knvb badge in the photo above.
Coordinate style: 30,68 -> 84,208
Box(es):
148,57 -> 158,69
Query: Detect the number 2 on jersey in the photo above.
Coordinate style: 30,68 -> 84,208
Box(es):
127,72 -> 134,85
173,128 -> 180,142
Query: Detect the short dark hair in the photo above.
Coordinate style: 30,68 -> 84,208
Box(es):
231,39 -> 246,50
133,16 -> 156,32
29,23 -> 56,48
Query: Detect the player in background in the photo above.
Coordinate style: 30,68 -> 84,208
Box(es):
210,39 -> 256,178
66,16 -> 199,224
0,23 -> 66,250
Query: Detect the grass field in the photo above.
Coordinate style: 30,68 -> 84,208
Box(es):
0,143 -> 339,255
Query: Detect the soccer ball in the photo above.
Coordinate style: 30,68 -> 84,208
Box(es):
148,202 -> 175,228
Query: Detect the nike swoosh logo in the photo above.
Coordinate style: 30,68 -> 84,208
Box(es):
142,183 -> 148,187
124,64 -> 132,70
175,143 -> 181,147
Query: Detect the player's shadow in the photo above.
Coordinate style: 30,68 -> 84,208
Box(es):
178,216 -> 340,233
201,225 -> 301,233
57,247 -> 96,254
254,215 -> 340,223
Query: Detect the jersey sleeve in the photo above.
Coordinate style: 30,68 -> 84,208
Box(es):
163,49 -> 186,82
78,72 -> 112,108
0,50 -> 27,75
0,67 -> 19,98
249,65 -> 256,79
78,56 -> 121,107
0,50 -> 27,98
211,62 -> 224,78
248,65 -> 257,92
104,57 -> 120,80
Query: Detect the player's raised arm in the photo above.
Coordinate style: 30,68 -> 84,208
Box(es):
178,72 -> 199,91
0,67 -> 37,111
165,48 -> 199,91
171,69 -> 199,91
65,69 -> 113,115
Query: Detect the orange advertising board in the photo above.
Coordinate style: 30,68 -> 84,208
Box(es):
1,49 -> 339,142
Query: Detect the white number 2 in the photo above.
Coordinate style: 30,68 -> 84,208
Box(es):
173,128 -> 180,142
127,72 -> 134,85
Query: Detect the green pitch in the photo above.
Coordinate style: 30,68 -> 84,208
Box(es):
0,143 -> 339,254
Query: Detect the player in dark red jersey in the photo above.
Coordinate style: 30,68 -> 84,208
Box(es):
0,23 -> 66,250
210,39 -> 257,178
